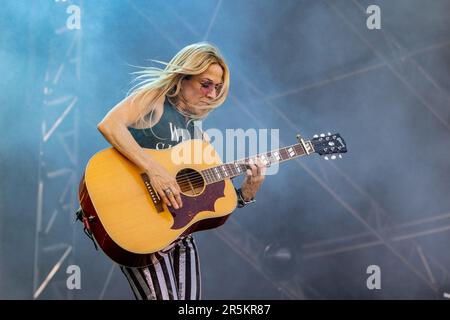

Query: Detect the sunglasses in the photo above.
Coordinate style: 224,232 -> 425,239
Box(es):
199,79 -> 224,96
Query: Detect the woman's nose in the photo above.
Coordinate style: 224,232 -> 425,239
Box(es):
206,90 -> 217,100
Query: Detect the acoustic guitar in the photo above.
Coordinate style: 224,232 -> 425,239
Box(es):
78,133 -> 347,267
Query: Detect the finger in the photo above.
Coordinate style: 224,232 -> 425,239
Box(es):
166,191 -> 179,209
155,186 -> 171,207
172,183 -> 183,208
250,164 -> 258,177
260,164 -> 267,176
246,169 -> 252,177
256,158 -> 266,175
174,193 -> 183,208
150,175 -> 171,207
255,163 -> 262,176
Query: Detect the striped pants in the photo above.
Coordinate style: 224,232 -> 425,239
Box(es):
119,235 -> 201,300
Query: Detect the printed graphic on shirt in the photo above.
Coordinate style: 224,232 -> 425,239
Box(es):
155,122 -> 193,150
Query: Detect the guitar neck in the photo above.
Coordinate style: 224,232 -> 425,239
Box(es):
201,140 -> 315,184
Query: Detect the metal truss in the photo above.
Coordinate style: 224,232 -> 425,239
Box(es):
213,218 -> 307,299
33,4 -> 82,299
229,0 -> 450,297
329,0 -> 450,131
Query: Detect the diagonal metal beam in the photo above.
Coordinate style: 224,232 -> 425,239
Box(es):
228,92 -> 439,293
203,0 -> 222,41
98,263 -> 116,300
226,1 -> 450,292
213,219 -> 305,299
33,1 -> 83,300
127,0 -> 180,49
327,0 -> 450,131
33,245 -> 72,299
251,38 -> 450,104
351,0 -> 450,101
302,221 -> 450,259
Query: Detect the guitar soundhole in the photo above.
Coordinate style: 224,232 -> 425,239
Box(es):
176,168 -> 205,196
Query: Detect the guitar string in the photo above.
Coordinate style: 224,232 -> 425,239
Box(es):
175,151 -> 302,187
158,163 -> 249,184
174,151 -> 297,182
169,152 -> 298,186
148,142 -> 342,191
167,143 -> 309,182
153,145 -> 310,187
164,140 -> 342,183
174,162 -> 267,187
172,165 -> 246,183
175,162 -> 262,185
173,153 -> 283,181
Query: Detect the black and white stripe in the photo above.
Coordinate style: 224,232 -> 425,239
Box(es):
120,235 -> 201,300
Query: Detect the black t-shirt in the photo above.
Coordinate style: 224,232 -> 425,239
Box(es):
128,96 -> 203,149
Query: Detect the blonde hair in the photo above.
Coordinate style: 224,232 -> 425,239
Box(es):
129,42 -> 230,128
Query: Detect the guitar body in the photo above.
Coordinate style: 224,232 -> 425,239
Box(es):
78,139 -> 237,267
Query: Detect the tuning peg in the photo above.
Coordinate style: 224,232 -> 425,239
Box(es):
320,133 -> 325,138
331,155 -> 336,160
327,132 -> 331,136
324,156 -> 329,160
338,154 -> 343,159
313,134 -> 319,138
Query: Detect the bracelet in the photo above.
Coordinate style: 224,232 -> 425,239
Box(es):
235,188 -> 256,208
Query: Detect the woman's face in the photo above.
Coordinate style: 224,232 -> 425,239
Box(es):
179,63 -> 224,115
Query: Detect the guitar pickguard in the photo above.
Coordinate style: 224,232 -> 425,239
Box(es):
169,180 -> 225,230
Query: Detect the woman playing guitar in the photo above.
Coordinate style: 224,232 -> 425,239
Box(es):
94,42 -> 265,300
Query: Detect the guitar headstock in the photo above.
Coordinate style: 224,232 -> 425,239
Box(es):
310,133 -> 347,160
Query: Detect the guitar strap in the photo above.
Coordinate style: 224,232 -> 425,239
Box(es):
75,207 -> 98,251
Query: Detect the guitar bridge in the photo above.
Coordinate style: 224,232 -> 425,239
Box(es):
141,173 -> 164,213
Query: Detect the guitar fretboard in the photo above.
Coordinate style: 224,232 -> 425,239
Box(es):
201,142 -> 312,184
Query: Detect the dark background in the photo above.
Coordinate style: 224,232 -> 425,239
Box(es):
1,0 -> 450,299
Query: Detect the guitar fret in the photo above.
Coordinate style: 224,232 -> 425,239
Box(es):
214,167 -> 221,180
223,164 -> 230,177
259,154 -> 269,166
268,152 -> 277,164
221,165 -> 228,177
294,144 -> 305,156
227,164 -> 234,176
203,168 -> 211,184
201,142 -> 313,185
279,148 -> 289,161
272,151 -> 281,161
228,163 -> 238,177
233,164 -> 240,176
265,153 -> 272,165
223,165 -> 229,177
287,146 -> 296,157
237,162 -> 246,174
208,168 -> 214,183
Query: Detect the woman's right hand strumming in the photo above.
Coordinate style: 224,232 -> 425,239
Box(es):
96,90 -> 183,210
146,160 -> 183,209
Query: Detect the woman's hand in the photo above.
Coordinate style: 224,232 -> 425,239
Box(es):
240,157 -> 267,201
146,161 -> 183,209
